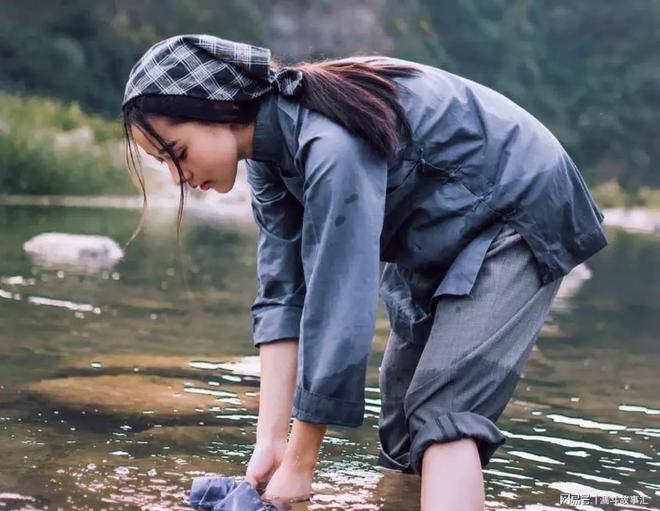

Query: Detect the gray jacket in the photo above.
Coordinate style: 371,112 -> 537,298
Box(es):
245,56 -> 607,427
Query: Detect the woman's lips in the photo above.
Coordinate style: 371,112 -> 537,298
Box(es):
200,180 -> 214,191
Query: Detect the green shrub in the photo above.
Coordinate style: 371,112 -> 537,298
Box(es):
592,180 -> 660,209
0,92 -> 135,195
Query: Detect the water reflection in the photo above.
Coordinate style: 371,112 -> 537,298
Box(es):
0,206 -> 658,510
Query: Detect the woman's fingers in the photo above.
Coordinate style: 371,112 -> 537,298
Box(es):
244,471 -> 258,486
245,444 -> 280,487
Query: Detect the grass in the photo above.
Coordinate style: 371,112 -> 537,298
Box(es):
591,180 -> 660,209
1,90 -> 658,207
0,91 -> 137,195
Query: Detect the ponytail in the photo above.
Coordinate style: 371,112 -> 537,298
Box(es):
276,59 -> 421,161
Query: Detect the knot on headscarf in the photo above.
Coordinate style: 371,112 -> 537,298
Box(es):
122,34 -> 304,107
268,67 -> 304,97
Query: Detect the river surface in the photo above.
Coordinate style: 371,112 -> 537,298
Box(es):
0,205 -> 658,510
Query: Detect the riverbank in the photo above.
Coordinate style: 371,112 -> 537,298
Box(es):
1,191 -> 659,235
601,207 -> 660,235
0,192 -> 253,223
0,164 -> 255,223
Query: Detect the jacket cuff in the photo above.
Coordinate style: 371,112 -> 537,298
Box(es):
251,305 -> 302,346
293,385 -> 364,427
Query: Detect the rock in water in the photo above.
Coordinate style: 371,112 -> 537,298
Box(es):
25,373 -> 258,423
22,232 -> 123,272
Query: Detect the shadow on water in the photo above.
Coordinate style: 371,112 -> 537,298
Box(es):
0,205 -> 658,510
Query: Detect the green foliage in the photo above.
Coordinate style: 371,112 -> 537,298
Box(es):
0,0 -> 657,198
0,92 -> 134,195
592,180 -> 660,209
0,0 -> 269,115
0,0 -> 270,196
400,0 -> 660,191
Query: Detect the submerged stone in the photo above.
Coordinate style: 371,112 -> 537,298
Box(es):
57,353 -> 260,380
23,232 -> 123,273
25,374 -> 258,422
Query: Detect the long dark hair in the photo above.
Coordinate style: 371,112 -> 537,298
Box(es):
122,56 -> 421,245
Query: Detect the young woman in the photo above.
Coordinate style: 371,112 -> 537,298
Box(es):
122,34 -> 608,510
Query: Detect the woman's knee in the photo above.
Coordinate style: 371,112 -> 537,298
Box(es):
422,438 -> 481,467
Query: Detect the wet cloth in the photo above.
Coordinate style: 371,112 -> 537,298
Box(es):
377,223 -> 563,475
188,476 -> 276,511
122,34 -> 303,107
244,53 -> 607,429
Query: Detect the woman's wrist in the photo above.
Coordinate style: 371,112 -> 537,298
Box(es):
255,432 -> 289,447
255,413 -> 291,445
281,419 -> 326,470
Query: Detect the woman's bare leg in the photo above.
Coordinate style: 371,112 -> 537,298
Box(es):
420,438 -> 485,511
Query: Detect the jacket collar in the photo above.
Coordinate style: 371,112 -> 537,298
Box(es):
251,91 -> 284,164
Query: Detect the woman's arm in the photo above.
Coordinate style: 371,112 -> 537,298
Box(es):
244,159 -> 309,487
262,120 -> 388,502
247,338 -> 327,489
289,118 -> 388,427
245,338 -> 298,487
256,339 -> 298,444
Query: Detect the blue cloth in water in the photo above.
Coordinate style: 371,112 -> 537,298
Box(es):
188,476 -> 277,511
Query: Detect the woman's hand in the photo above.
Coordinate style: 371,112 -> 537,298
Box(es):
245,438 -> 288,489
262,419 -> 327,504
262,458 -> 316,504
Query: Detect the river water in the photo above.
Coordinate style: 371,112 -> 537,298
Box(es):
0,205 -> 658,510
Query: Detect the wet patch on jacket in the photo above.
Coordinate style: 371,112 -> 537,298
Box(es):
262,276 -> 288,296
334,215 -> 346,226
295,353 -> 369,427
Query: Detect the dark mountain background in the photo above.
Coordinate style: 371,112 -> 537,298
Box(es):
1,0 -> 658,192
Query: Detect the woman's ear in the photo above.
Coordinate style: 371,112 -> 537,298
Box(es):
230,121 -> 256,160
228,121 -> 253,131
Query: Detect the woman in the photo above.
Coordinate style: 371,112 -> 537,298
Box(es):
122,34 -> 607,510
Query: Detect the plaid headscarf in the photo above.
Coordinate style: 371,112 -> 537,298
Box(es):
122,34 -> 304,107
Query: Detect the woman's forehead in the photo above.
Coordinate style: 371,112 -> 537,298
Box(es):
130,115 -> 180,149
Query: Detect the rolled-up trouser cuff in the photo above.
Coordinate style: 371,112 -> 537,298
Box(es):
409,411 -> 507,475
293,385 -> 364,428
377,447 -> 416,474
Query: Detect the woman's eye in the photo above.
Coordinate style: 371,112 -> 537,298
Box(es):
153,147 -> 185,164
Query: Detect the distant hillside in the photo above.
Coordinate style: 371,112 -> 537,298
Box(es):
0,0 -> 658,192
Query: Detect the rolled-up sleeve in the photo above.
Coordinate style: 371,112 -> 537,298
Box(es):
293,122 -> 388,427
246,159 -> 306,346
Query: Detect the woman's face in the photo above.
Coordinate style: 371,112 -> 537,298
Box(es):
130,116 -> 253,193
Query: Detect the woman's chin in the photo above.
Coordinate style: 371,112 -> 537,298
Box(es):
199,179 -> 232,193
213,182 -> 233,194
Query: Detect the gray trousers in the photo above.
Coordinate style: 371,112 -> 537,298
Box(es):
377,223 -> 563,476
